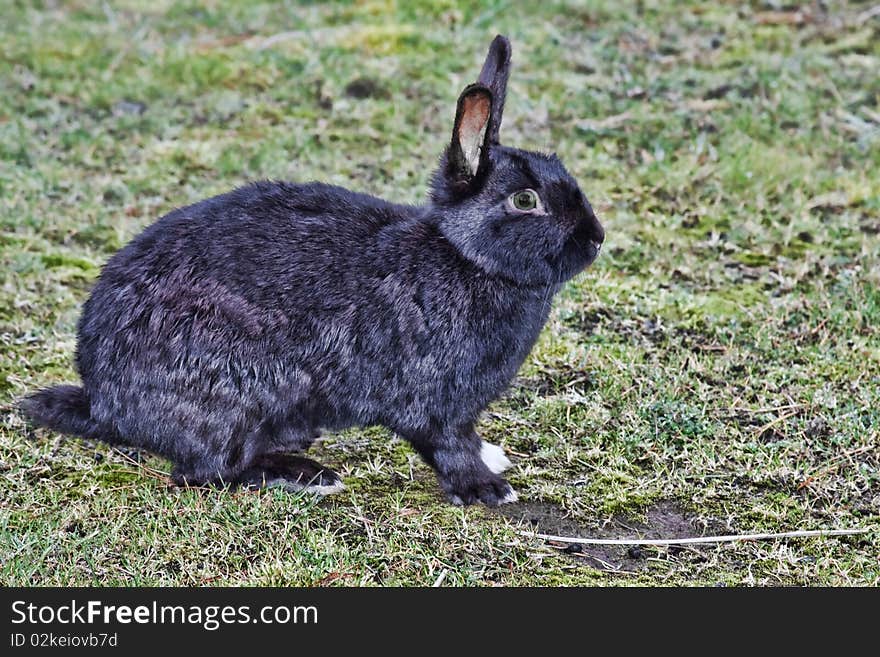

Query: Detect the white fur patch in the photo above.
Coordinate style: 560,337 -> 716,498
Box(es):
481,441 -> 513,474
500,488 -> 519,504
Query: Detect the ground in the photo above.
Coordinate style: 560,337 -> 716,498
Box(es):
1,0 -> 878,586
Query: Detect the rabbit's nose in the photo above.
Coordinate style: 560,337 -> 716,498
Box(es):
584,203 -> 605,245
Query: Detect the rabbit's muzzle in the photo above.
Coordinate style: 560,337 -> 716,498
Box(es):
577,202 -> 605,267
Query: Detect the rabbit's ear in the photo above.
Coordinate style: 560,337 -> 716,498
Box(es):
477,35 -> 511,145
449,84 -> 493,182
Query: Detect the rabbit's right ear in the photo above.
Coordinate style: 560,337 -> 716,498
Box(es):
444,37 -> 512,189
477,35 -> 511,146
447,84 -> 493,185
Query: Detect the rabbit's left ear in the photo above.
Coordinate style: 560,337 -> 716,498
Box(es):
448,84 -> 493,182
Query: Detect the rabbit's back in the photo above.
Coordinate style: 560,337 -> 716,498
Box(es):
79,180 -> 416,353
74,182 -> 421,462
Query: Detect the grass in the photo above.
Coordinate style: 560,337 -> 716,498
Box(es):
1,0 -> 878,586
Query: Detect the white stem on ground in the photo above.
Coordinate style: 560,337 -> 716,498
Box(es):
519,527 -> 873,547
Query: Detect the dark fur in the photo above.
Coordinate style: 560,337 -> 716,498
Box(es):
21,36 -> 604,505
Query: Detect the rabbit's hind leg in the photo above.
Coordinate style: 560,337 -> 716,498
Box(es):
233,453 -> 344,495
233,415 -> 344,494
170,455 -> 241,489
167,412 -> 340,494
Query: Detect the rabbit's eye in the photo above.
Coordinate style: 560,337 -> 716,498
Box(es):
509,189 -> 540,212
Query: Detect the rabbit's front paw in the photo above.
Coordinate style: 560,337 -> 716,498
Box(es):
443,473 -> 518,507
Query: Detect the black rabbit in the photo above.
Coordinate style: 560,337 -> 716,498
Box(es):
21,36 -> 604,506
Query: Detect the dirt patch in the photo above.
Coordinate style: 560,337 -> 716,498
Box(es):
563,307 -> 726,353
502,499 -> 719,573
512,366 -> 599,397
344,77 -> 390,99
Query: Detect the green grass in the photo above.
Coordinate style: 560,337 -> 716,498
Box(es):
2,0 -> 878,586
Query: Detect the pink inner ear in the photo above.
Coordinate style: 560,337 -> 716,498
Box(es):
459,93 -> 490,138
458,92 -> 490,175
